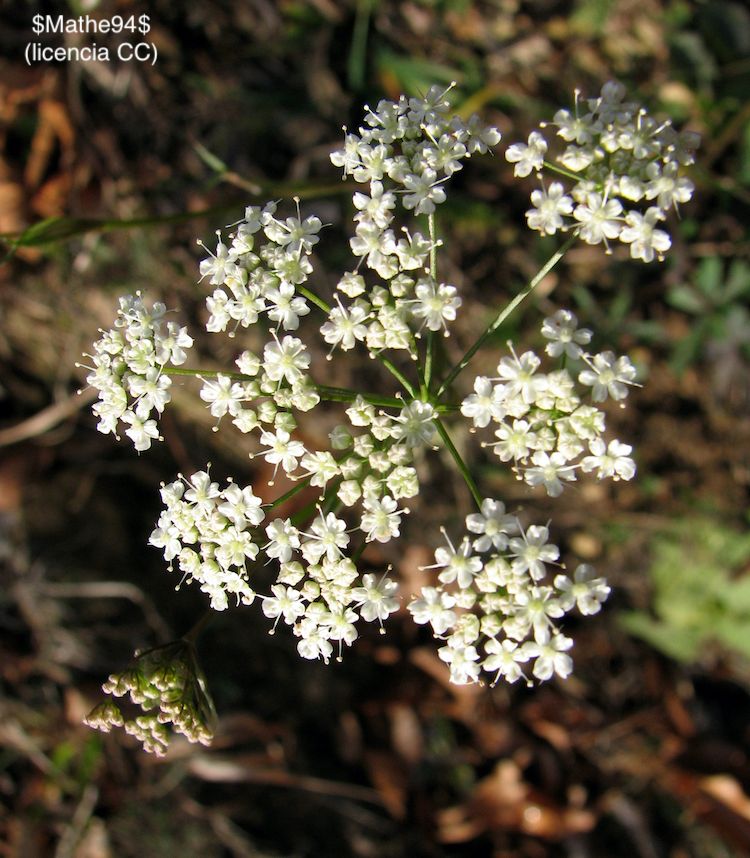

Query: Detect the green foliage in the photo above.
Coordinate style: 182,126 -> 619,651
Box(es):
667,256 -> 750,374
621,517 -> 750,664
572,282 -> 667,346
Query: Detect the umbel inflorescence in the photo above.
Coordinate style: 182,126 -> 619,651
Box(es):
81,82 -> 696,753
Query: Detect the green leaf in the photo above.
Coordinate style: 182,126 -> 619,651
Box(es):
11,216 -> 103,247
695,256 -> 723,300
375,50 -> 460,96
620,611 -> 701,662
193,142 -> 230,175
667,283 -> 707,315
713,619 -> 750,659
724,259 -> 750,302
723,577 -> 750,612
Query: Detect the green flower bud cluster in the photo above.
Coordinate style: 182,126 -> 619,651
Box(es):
84,640 -> 215,756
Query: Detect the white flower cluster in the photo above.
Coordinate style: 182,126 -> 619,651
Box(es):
462,310 -> 637,496
331,397 -> 427,512
507,80 -> 699,261
200,200 -> 321,335
80,293 -> 193,450
199,335 -> 320,445
261,532 -> 400,663
148,467 -> 403,660
408,500 -> 610,684
328,84 -> 501,351
149,471 -> 263,611
149,392 -> 434,645
82,84 -> 686,703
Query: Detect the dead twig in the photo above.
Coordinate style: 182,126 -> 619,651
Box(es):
0,388 -> 96,447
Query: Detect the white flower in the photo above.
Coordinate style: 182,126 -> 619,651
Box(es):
428,534 -> 483,590
320,300 -> 370,352
573,193 -> 623,247
423,132 -> 467,175
581,438 -> 636,480
645,161 -> 695,210
302,512 -> 349,563
523,450 -> 578,497
619,207 -> 671,263
199,374 -> 247,418
505,131 -> 548,177
360,495 -> 403,543
199,239 -> 236,285
490,419 -> 537,462
264,282 -> 310,331
526,182 -> 573,235
296,625 -> 333,662
263,213 -> 322,254
262,584 -> 306,626
129,368 -> 172,416
410,280 -> 461,334
541,309 -> 592,359
353,180 -> 396,229
554,564 -> 610,615
407,587 -> 456,635
326,608 -> 359,646
217,483 -> 265,528
350,223 -> 398,277
465,499 -> 517,552
552,105 -> 594,145
262,336 -> 311,386
525,631 -> 573,681
461,376 -> 506,428
508,524 -> 559,581
265,518 -> 301,563
392,401 -> 435,447
579,351 -> 637,402
438,639 -> 480,684
513,584 -> 566,640
300,451 -> 340,488
351,573 -> 399,623
385,465 -> 419,499
483,638 -> 529,684
402,168 -> 447,215
337,479 -> 362,506
392,232 -> 431,270
496,349 -> 542,405
258,428 -> 307,478
337,272 -> 366,298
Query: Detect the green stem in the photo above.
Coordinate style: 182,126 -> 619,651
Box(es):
297,285 -> 332,314
437,234 -> 575,397
166,367 -> 401,409
423,333 -> 434,396
351,540 -> 368,563
316,385 -> 402,409
433,416 -> 483,510
428,212 -> 438,280
166,366 -> 254,381
348,0 -> 374,90
423,212 -> 438,394
265,477 -> 314,512
377,355 -> 417,398
541,160 -> 584,183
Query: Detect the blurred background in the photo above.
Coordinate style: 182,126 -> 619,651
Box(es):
1,0 -> 750,855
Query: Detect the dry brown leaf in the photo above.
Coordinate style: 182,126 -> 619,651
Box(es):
388,702 -> 423,765
438,760 -> 596,844
362,749 -> 408,819
24,98 -> 75,190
